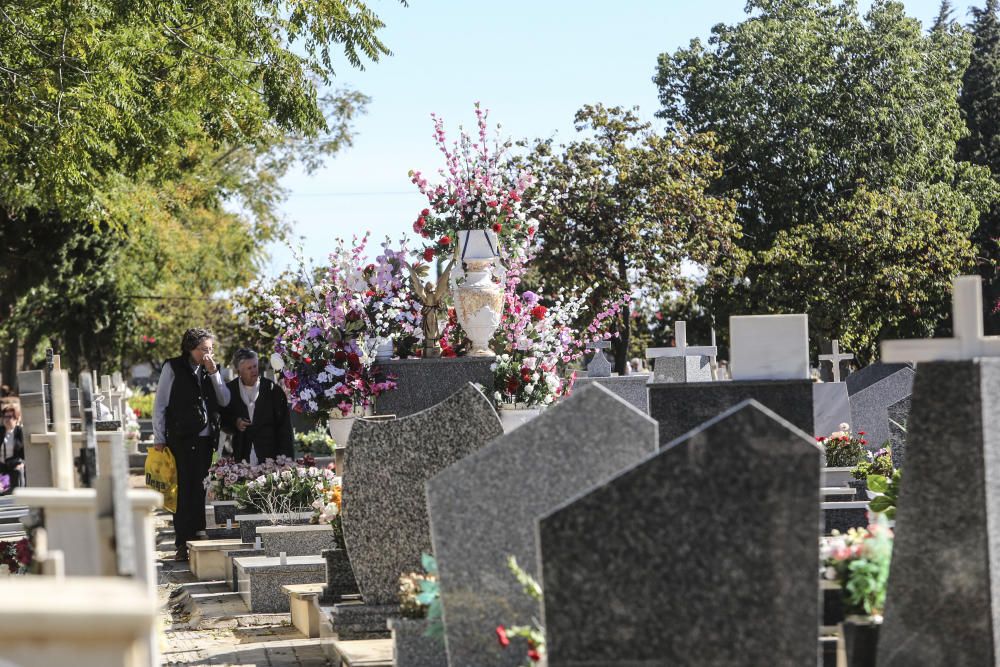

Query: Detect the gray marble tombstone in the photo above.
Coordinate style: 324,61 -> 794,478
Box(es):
338,383 -> 503,630
878,360 -> 1000,665
845,362 -> 912,395
373,358 -> 494,417
538,400 -> 822,666
886,396 -> 910,469
426,383 -> 657,667
848,366 -> 914,450
573,374 -> 649,413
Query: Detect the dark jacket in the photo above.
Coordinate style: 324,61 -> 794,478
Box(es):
165,356 -> 221,447
0,424 -> 25,491
220,377 -> 294,463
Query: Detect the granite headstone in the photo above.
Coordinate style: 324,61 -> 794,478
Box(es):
649,378 -> 814,447
845,362 -> 912,395
342,383 -> 503,607
573,374 -> 649,414
878,360 -> 1000,665
848,366 -> 914,450
886,396 -> 910,470
426,383 -> 657,667
538,400 -> 821,666
373,358 -> 494,417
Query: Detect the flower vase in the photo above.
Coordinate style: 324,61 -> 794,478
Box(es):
367,337 -> 394,362
452,229 -> 504,357
327,406 -> 373,450
498,403 -> 541,434
842,615 -> 881,667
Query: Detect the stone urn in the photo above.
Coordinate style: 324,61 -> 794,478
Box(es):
388,617 -> 447,667
452,229 -> 504,357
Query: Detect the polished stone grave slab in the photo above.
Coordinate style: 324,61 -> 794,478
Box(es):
373,358 -> 494,418
236,554 -> 326,613
258,524 -> 336,557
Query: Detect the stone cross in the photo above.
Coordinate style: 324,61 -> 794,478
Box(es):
645,321 -> 717,361
819,339 -> 854,383
586,341 -> 612,378
882,275 -> 1000,362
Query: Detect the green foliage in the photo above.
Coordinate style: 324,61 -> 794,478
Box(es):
868,469 -> 903,520
852,449 -> 893,480
0,0 -> 395,378
415,553 -> 444,639
520,104 -> 743,372
294,427 -> 335,456
958,0 -> 1000,333
128,393 -> 155,419
823,516 -> 894,617
655,0 -> 1000,362
499,556 -> 546,665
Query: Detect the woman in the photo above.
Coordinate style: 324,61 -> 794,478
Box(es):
0,402 -> 25,493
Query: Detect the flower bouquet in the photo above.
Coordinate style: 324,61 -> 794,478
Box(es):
203,456 -> 299,502
821,515 -> 893,619
235,464 -> 340,515
0,537 -> 32,574
819,424 -> 870,468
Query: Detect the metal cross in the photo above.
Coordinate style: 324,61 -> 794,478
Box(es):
819,339 -> 854,383
882,276 -> 1000,362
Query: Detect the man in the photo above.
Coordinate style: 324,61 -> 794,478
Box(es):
153,328 -> 222,561
0,402 -> 25,492
212,348 -> 294,464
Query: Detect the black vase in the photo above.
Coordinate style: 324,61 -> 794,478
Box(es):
843,617 -> 880,667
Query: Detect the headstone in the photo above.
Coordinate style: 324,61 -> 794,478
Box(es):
877,359 -> 1000,665
848,367 -> 914,449
887,396 -> 910,469
340,384 -> 503,619
729,314 -> 810,380
538,400 -> 821,666
813,381 -> 851,437
17,370 -> 50,487
573,374 -> 648,413
645,321 -> 715,383
584,340 -> 612,378
649,379 -> 814,447
426,384 -> 657,667
372,358 -> 494,417
845,362 -> 912,395
819,339 -> 854,383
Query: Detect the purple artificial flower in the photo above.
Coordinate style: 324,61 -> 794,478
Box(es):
521,291 -> 539,305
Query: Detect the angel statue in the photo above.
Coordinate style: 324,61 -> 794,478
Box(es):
408,258 -> 455,358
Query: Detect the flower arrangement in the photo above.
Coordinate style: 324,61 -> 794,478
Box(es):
311,479 -> 343,526
235,465 -> 340,514
267,236 -> 415,416
821,515 -> 893,618
819,423 -> 870,468
397,553 -> 443,637
408,103 -> 558,260
0,537 -> 32,574
295,427 -> 335,455
203,456 -> 299,502
852,447 -> 893,480
496,555 -> 545,665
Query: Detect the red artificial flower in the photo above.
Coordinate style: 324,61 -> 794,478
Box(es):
334,350 -> 348,363
423,247 -> 435,262
440,235 -> 451,246
421,208 -> 430,216
447,197 -> 457,205
496,626 -> 510,647
287,377 -> 299,392
492,223 -> 503,233
531,305 -> 547,321
487,200 -> 499,208
527,649 -> 541,662
858,431 -> 866,435
506,377 -> 520,394
303,356 -> 312,364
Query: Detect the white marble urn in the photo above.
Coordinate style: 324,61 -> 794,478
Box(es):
452,229 -> 504,357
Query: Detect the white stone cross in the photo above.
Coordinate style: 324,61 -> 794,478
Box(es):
819,339 -> 854,383
882,275 -> 1000,362
646,321 -> 718,360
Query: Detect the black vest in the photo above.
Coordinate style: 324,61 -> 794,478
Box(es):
165,356 -> 220,441
223,377 -> 294,462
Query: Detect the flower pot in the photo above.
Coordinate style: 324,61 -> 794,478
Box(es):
327,406 -> 373,449
499,404 -> 541,434
453,230 -> 503,357
822,466 -> 855,488
842,615 -> 881,667
388,617 -> 447,667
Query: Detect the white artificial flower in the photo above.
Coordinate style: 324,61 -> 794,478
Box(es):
839,423 -> 850,432
270,353 -> 285,372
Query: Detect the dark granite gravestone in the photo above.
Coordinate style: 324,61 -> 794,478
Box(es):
848,366 -> 914,450
426,384 -> 657,667
648,378 -> 814,447
338,383 -> 503,636
538,400 -> 821,666
878,359 -> 1000,666
886,396 -> 910,470
845,362 -> 912,395
373,358 -> 494,417
573,374 -> 649,413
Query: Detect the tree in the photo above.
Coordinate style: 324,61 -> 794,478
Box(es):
0,0 -> 394,380
958,0 -> 1000,333
520,104 -> 743,373
655,0 -> 999,362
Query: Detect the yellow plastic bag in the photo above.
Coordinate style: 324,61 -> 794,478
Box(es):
145,447 -> 178,513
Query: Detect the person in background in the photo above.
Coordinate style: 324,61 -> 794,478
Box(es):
0,402 -> 24,492
152,328 -> 222,561
211,348 -> 294,464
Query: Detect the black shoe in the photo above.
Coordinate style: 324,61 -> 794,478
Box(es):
174,547 -> 189,561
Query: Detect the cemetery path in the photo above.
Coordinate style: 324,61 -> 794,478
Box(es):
152,506 -> 332,667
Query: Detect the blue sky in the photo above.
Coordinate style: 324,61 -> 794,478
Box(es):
267,0 -> 980,275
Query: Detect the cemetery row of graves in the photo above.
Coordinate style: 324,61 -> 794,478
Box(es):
2,106 -> 999,667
